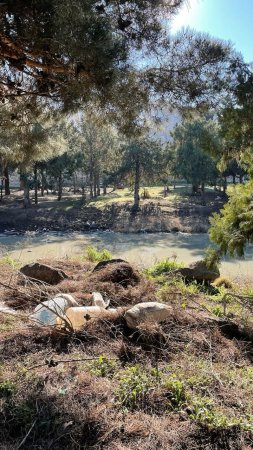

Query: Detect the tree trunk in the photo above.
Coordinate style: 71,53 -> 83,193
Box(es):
239,174 -> 243,183
93,178 -> 97,198
232,175 -> 236,184
34,163 -> 38,204
23,183 -> 31,208
201,182 -> 205,192
4,165 -> 10,196
81,186 -> 86,204
103,185 -> 107,195
58,174 -> 63,201
20,170 -> 31,208
133,157 -> 140,209
90,183 -> 93,199
73,173 -> 77,194
0,177 -> 3,201
222,177 -> 227,193
41,169 -> 45,197
89,167 -> 94,199
192,184 -> 198,194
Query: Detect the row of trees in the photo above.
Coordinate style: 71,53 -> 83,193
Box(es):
0,1 -> 252,256
0,106 -> 248,209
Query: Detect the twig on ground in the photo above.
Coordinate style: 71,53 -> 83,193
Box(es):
16,418 -> 38,450
27,356 -> 115,370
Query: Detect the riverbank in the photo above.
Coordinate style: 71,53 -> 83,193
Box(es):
0,256 -> 252,449
1,230 -> 253,282
0,188 -> 227,233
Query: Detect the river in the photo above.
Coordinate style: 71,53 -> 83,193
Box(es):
0,231 -> 252,282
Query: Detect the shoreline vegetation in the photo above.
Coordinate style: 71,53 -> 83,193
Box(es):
0,252 -> 252,449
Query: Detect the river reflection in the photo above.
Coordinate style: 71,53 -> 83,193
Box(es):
0,231 -> 252,282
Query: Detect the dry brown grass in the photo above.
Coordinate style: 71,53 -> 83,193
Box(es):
0,259 -> 253,449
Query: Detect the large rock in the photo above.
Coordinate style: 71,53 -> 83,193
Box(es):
175,260 -> 220,283
92,260 -> 140,288
93,259 -> 126,272
124,302 -> 172,329
20,262 -> 68,285
30,293 -> 78,325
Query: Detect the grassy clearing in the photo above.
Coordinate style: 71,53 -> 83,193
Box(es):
87,186 -> 185,209
0,257 -> 252,449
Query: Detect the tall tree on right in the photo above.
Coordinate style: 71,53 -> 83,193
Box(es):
209,67 -> 253,256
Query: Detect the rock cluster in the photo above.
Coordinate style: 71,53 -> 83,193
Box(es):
26,258 -> 219,331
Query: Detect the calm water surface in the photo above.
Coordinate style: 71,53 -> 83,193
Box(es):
0,231 -> 252,282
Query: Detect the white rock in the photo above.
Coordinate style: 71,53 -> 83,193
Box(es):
30,293 -> 78,325
124,302 -> 172,329
91,292 -> 110,308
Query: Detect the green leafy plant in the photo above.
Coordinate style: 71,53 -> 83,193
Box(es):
90,355 -> 117,378
211,306 -> 223,317
203,247 -> 221,271
0,380 -> 16,398
164,375 -> 186,409
0,255 -> 19,269
190,397 -> 229,428
85,246 -> 112,262
115,365 -> 152,410
146,259 -> 182,277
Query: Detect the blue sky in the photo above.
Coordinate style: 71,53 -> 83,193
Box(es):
171,0 -> 253,63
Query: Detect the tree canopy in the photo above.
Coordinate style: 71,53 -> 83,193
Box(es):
207,65 -> 253,256
171,120 -> 220,193
0,1 -> 183,105
0,0 -> 245,120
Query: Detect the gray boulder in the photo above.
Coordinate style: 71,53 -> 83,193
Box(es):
175,260 -> 220,283
124,302 -> 172,328
20,262 -> 68,285
92,259 -> 126,272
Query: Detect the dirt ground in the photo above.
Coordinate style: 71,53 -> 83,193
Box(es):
0,187 -> 227,233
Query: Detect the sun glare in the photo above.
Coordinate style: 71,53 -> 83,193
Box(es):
170,0 -> 202,33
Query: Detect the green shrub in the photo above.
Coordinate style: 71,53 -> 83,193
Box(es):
90,355 -> 117,378
146,259 -> 182,277
190,397 -> 229,428
211,306 -> 223,317
164,375 -> 186,409
0,380 -> 16,398
115,365 -> 152,410
203,247 -> 221,270
85,246 -> 112,262
0,255 -> 19,269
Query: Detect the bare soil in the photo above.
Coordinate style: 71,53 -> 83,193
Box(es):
0,190 -> 227,233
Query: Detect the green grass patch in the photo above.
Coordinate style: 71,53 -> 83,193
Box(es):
145,259 -> 183,277
85,245 -> 112,262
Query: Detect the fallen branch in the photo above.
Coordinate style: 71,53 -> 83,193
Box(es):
27,356 -> 115,370
16,418 -> 38,450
